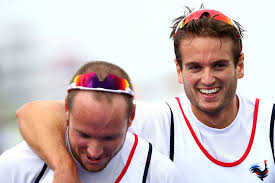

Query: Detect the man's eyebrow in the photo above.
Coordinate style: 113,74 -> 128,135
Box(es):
184,62 -> 201,67
214,59 -> 229,63
184,60 -> 199,65
211,60 -> 230,65
184,59 -> 230,65
75,129 -> 91,137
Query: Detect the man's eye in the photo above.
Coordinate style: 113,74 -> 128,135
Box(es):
79,132 -> 90,138
187,65 -> 201,71
215,63 -> 226,69
103,136 -> 115,141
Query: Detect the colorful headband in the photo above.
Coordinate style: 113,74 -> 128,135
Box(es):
174,9 -> 240,38
67,72 -> 134,97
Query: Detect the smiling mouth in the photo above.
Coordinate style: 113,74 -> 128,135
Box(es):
199,88 -> 220,95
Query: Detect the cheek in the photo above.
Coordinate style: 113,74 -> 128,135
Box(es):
220,70 -> 237,83
182,73 -> 197,86
76,139 -> 89,149
70,133 -> 88,150
104,138 -> 125,155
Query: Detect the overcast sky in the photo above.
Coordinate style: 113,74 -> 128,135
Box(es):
1,0 -> 275,102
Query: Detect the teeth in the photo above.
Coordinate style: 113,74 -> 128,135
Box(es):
199,88 -> 219,94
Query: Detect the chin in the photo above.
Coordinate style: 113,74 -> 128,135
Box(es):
199,104 -> 224,115
84,163 -> 108,172
80,157 -> 110,172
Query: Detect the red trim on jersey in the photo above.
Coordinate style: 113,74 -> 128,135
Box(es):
115,133 -> 138,183
175,97 -> 259,167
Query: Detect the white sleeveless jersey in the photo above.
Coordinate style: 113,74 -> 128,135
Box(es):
130,94 -> 275,182
0,132 -> 181,183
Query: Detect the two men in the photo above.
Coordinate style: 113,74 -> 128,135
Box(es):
0,61 -> 181,182
14,7 -> 275,182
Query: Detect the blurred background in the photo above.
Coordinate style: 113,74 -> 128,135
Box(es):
1,0 -> 275,153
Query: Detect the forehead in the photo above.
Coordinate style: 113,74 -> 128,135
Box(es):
70,91 -> 128,132
179,36 -> 234,63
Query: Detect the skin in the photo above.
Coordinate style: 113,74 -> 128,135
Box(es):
65,91 -> 133,172
175,36 -> 244,129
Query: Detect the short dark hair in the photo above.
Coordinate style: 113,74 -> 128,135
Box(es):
67,61 -> 134,120
170,7 -> 245,69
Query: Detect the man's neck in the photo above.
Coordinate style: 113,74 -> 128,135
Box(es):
191,96 -> 239,129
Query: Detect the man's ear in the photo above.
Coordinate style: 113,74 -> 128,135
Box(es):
174,58 -> 183,84
128,103 -> 136,128
65,96 -> 69,126
237,52 -> 244,79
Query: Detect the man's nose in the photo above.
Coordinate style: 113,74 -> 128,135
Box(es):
201,68 -> 215,86
86,141 -> 104,160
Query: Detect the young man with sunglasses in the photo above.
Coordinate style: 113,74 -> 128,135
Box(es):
15,7 -> 275,182
0,61 -> 181,183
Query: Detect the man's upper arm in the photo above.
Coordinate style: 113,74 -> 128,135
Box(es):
15,100 -> 71,171
16,100 -> 66,139
16,100 -> 65,124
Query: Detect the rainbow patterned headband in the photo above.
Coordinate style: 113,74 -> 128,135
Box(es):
67,72 -> 134,97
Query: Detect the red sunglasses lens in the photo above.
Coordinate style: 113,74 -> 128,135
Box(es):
183,10 -> 232,27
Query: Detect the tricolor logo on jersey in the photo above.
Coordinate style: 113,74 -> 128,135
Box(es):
250,160 -> 268,181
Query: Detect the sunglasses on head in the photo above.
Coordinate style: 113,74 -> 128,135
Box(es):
174,9 -> 240,38
67,72 -> 134,97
